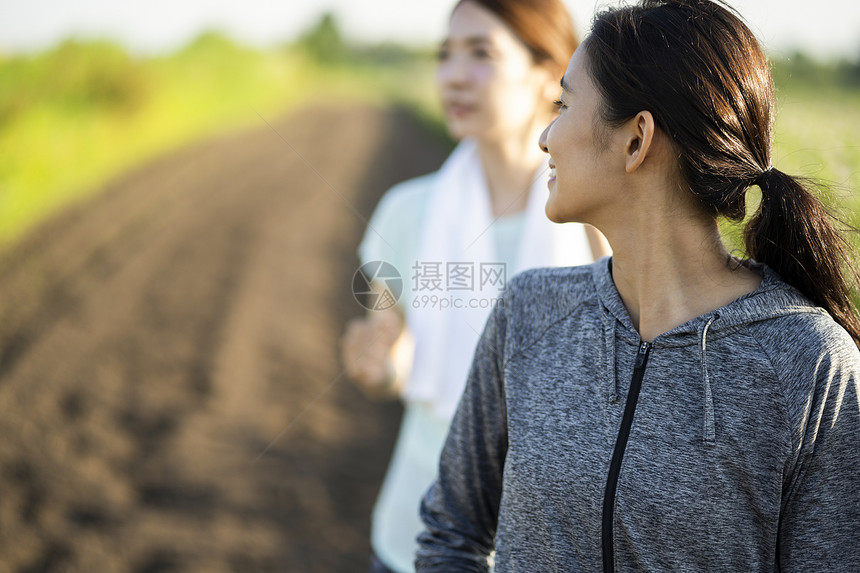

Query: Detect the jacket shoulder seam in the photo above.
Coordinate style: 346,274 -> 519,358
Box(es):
743,321 -> 802,456
504,285 -> 594,365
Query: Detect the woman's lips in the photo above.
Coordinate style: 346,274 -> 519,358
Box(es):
445,102 -> 474,119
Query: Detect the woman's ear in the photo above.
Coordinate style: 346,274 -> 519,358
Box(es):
624,111 -> 656,173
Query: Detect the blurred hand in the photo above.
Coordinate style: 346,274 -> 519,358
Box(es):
341,310 -> 404,397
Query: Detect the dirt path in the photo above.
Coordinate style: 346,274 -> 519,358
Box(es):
0,104 -> 451,572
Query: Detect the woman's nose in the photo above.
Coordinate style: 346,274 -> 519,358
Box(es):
438,54 -> 470,86
538,121 -> 554,154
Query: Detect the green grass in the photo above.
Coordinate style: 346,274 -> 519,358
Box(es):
0,35 -> 857,257
718,60 -> 860,257
774,86 -> 860,207
0,36 -> 299,246
0,33 -> 441,249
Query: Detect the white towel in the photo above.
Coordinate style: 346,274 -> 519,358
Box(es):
404,139 -> 594,418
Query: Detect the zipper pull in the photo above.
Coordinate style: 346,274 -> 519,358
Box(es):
634,341 -> 651,370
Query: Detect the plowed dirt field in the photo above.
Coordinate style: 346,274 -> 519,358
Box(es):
0,105 -> 451,573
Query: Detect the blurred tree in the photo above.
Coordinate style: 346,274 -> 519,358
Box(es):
353,42 -> 429,66
839,45 -> 860,86
50,40 -> 147,109
294,12 -> 349,64
0,39 -> 148,123
178,30 -> 256,61
770,50 -> 857,91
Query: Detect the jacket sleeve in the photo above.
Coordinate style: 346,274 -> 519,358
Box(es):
415,300 -> 509,572
778,327 -> 860,570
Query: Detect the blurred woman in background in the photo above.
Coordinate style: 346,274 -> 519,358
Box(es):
341,0 -> 608,571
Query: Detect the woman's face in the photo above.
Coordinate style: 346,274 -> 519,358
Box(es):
437,1 -> 553,143
539,47 -> 616,224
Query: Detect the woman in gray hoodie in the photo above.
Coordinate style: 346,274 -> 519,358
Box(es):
416,0 -> 860,571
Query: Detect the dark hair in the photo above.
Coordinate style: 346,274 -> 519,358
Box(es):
583,0 -> 860,348
455,0 -> 580,79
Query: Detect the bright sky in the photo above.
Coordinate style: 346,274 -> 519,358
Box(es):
1,0 -> 858,60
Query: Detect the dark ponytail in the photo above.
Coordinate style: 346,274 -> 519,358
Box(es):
584,0 -> 860,348
745,170 -> 860,345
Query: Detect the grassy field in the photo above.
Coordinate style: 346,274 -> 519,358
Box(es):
0,32 -> 442,249
718,62 -> 860,256
0,31 -> 857,252
773,84 -> 860,214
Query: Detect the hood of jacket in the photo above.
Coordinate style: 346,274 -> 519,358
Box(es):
586,256 -> 829,443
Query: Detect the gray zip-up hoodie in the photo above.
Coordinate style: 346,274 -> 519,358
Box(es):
416,258 -> 860,572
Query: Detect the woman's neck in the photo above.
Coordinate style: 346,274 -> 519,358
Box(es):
476,124 -> 548,217
604,193 -> 762,342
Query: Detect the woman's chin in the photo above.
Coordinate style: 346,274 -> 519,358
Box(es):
544,202 -> 569,224
545,192 -> 569,223
444,116 -> 488,141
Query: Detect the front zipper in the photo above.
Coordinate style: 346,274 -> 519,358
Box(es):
602,341 -> 651,573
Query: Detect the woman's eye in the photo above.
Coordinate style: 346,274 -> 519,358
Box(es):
554,100 -> 566,111
472,48 -> 490,59
436,49 -> 449,61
